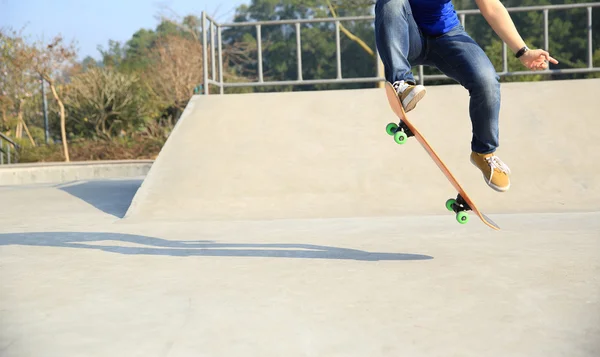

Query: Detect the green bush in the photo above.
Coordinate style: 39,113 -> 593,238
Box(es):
17,136 -> 165,163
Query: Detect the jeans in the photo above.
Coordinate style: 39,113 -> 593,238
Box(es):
374,0 -> 501,154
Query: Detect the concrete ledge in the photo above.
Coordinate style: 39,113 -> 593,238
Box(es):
0,160 -> 153,186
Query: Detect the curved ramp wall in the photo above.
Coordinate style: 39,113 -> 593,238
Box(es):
124,78 -> 600,221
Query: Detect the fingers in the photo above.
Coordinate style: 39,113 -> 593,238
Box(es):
529,59 -> 548,71
530,63 -> 545,71
539,50 -> 559,64
526,49 -> 559,71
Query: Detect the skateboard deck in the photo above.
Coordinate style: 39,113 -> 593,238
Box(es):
384,81 -> 500,231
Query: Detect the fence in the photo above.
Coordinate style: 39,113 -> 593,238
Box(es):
201,2 -> 600,94
0,133 -> 19,165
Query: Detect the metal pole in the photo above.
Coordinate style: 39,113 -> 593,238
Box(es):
218,25 -> 224,94
502,43 -> 508,73
588,7 -> 593,68
296,23 -> 303,81
335,21 -> 342,79
211,22 -> 216,82
0,139 -> 4,165
543,9 -> 549,51
41,76 -> 49,144
544,9 -> 550,71
257,25 -> 263,83
202,12 -> 209,94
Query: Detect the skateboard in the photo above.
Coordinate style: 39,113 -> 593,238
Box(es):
383,81 -> 500,231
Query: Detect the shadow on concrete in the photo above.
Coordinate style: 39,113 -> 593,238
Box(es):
57,179 -> 143,218
0,232 -> 433,261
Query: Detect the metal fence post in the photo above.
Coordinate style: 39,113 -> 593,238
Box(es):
202,3 -> 600,90
218,25 -> 224,94
335,21 -> 342,80
257,25 -> 264,83
588,6 -> 594,68
211,22 -> 217,82
296,23 -> 303,81
202,11 -> 209,95
502,43 -> 508,73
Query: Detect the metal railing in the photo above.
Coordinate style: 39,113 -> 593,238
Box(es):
0,132 -> 19,165
201,2 -> 600,94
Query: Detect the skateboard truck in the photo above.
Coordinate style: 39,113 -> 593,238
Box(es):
385,121 -> 414,145
445,194 -> 471,224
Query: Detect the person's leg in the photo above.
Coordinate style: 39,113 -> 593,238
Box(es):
425,25 -> 510,192
374,0 -> 427,111
426,25 -> 500,154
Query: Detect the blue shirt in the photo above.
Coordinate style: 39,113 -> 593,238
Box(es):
408,0 -> 460,36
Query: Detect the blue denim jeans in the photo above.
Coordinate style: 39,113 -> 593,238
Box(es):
375,0 -> 501,154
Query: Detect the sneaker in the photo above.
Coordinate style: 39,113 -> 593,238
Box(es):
392,80 -> 427,112
470,152 -> 511,192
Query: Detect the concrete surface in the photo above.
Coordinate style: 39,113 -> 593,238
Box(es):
0,160 -> 153,186
1,79 -> 599,357
125,79 -> 600,221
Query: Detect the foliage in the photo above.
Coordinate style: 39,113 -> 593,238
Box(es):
1,27 -> 77,160
222,0 -> 376,92
143,34 -> 204,112
0,28 -> 38,143
17,136 -> 165,162
64,67 -> 160,140
2,0 -> 599,163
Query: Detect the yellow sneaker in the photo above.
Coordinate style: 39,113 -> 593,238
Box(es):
470,152 -> 511,192
392,80 -> 426,112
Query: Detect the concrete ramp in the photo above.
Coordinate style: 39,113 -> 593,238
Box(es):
124,78 -> 600,222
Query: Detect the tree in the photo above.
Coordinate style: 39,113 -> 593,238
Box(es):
31,37 -> 77,160
143,34 -> 204,115
0,28 -> 39,146
4,31 -> 77,160
223,0 -> 377,92
65,67 -> 158,140
98,40 -> 127,69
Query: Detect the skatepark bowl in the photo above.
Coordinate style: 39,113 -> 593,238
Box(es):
1,79 -> 599,357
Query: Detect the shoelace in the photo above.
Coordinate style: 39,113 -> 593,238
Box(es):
484,156 -> 511,183
392,80 -> 409,94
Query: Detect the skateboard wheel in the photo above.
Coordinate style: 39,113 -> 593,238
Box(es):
386,123 -> 398,136
456,211 -> 469,224
445,198 -> 456,212
394,131 -> 408,144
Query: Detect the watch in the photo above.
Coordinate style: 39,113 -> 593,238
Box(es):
515,46 -> 529,58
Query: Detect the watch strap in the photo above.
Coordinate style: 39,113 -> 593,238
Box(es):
515,46 -> 529,58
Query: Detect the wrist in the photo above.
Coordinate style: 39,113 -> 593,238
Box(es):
515,45 -> 529,58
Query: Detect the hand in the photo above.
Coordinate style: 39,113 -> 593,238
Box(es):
519,48 -> 559,71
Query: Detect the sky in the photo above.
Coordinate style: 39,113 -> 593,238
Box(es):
0,0 -> 249,60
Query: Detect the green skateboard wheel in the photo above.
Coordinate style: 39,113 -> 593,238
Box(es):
394,130 -> 408,144
456,211 -> 469,224
386,123 -> 398,136
445,198 -> 456,212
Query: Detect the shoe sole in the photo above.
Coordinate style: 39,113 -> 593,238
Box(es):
482,174 -> 510,192
469,157 -> 510,192
403,88 -> 427,112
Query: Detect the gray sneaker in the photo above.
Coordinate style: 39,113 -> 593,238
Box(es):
393,80 -> 427,112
